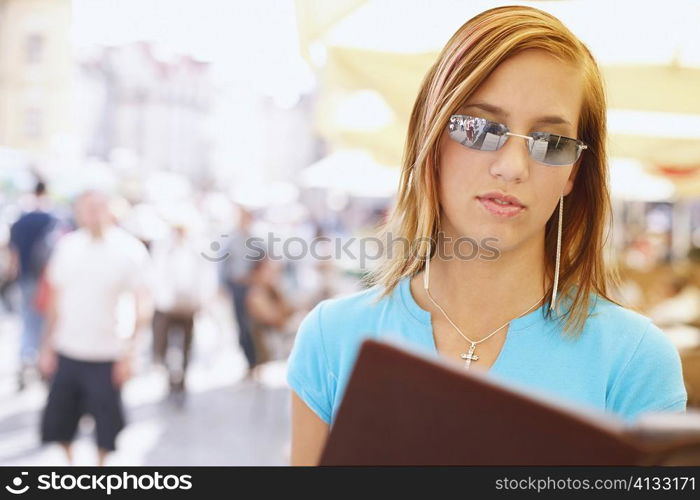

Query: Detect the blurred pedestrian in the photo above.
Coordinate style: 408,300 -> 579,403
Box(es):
8,180 -> 60,390
38,189 -> 152,466
150,216 -> 218,402
246,255 -> 298,379
220,206 -> 261,381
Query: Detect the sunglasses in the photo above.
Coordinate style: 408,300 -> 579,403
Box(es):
447,114 -> 588,166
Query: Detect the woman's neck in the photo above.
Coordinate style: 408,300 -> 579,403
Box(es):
413,233 -> 549,331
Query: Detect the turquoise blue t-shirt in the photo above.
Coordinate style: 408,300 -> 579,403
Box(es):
286,275 -> 688,426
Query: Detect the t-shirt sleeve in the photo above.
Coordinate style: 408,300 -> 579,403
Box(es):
286,301 -> 336,424
607,320 -> 688,422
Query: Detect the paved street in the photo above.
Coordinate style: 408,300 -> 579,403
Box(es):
0,295 -> 292,466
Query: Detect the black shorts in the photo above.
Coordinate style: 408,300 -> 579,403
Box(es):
40,354 -> 125,451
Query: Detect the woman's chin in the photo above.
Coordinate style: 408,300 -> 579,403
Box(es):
445,225 -> 518,256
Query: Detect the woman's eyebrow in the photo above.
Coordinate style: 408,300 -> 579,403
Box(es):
462,102 -> 572,127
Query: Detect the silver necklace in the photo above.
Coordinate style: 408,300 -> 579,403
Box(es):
422,252 -> 546,369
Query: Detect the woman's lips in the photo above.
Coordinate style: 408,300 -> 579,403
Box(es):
476,197 -> 526,218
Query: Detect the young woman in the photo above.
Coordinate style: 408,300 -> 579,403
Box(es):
286,6 -> 688,465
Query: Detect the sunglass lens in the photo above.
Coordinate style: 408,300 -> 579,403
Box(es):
529,133 -> 579,166
448,115 -> 507,151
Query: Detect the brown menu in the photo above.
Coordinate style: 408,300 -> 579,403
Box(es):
319,338 -> 700,465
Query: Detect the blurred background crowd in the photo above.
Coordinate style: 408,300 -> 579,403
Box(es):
1,0 -> 699,465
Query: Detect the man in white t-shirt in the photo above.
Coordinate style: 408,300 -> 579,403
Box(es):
38,189 -> 152,466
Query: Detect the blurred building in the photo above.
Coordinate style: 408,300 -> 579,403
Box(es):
207,64 -> 321,195
77,42 -> 213,185
0,0 -> 73,155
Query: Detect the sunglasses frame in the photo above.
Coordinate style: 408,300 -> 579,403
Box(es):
447,114 -> 588,167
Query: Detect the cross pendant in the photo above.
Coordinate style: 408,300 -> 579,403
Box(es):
460,342 -> 479,369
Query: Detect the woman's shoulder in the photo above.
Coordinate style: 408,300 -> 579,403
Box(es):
587,296 -> 687,418
587,294 -> 653,332
291,278 -> 411,360
301,282 -> 397,335
583,294 -> 678,362
287,281 -> 403,413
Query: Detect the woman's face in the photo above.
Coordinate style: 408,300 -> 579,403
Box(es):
437,48 -> 584,255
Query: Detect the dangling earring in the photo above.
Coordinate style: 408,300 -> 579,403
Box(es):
423,240 -> 431,291
551,194 -> 563,314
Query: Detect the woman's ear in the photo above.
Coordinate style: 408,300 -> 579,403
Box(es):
562,178 -> 574,196
562,159 -> 582,196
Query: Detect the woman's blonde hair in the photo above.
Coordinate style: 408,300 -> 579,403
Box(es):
363,5 -> 624,337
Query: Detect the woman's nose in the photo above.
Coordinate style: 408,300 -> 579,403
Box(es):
487,134 -> 531,183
